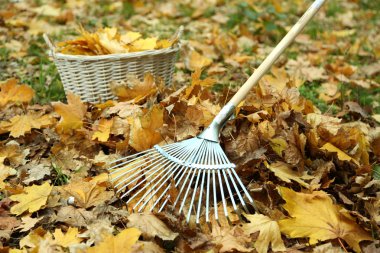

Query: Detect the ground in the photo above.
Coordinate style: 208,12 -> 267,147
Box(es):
0,0 -> 379,252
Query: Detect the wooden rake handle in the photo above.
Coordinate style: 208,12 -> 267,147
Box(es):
228,0 -> 326,107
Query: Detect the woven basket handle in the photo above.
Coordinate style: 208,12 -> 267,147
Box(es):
170,26 -> 184,46
43,33 -> 56,55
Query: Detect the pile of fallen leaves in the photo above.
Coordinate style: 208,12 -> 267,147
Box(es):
1,66 -> 379,252
1,0 -> 380,252
57,26 -> 177,55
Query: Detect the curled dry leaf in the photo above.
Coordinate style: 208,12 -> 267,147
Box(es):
56,206 -> 96,227
127,213 -> 178,241
17,216 -> 43,232
320,142 -> 359,165
211,223 -> 253,253
128,105 -> 164,152
265,161 -> 313,188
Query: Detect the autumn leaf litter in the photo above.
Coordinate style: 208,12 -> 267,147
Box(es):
1,1 -> 380,253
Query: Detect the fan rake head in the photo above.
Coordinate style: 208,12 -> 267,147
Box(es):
108,136 -> 257,224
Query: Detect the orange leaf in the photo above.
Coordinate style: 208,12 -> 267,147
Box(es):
110,73 -> 158,103
128,105 -> 163,151
52,92 -> 87,134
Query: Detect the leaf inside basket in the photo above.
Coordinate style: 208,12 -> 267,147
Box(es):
110,73 -> 164,104
57,27 -> 176,55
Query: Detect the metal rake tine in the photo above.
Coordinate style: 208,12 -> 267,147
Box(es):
172,140 -> 207,209
115,143 -> 189,191
212,170 -> 218,222
157,166 -> 190,212
109,142 -> 181,172
216,161 -> 228,218
135,164 -> 180,212
151,141 -> 204,212
198,141 -> 212,224
110,152 -> 161,184
109,151 -> 158,174
114,154 -> 167,191
226,169 -> 249,214
139,163 -> 183,212
124,159 -> 174,201
196,169 -> 207,224
205,170 -> 211,223
214,146 -> 238,213
108,148 -> 153,165
184,141 -> 210,222
222,169 -> 238,213
123,143 -> 192,200
133,142 -> 194,211
177,140 -> 208,214
230,168 -> 258,211
186,169 -> 202,223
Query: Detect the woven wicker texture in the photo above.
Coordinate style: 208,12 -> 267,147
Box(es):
44,32 -> 181,103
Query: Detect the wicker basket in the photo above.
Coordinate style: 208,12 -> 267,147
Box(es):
43,28 -> 182,103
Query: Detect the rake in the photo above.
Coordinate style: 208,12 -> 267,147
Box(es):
109,0 -> 326,224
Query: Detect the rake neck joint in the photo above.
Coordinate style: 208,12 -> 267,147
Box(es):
197,102 -> 235,142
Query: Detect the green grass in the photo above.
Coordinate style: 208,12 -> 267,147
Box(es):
51,162 -> 70,186
299,81 -> 339,114
373,165 -> 380,180
20,36 -> 66,103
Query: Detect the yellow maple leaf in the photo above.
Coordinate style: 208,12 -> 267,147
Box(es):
130,37 -> 157,51
185,50 -> 213,71
120,31 -> 142,44
128,105 -> 163,152
242,214 -> 286,253
92,118 -> 114,142
84,227 -> 141,253
98,27 -> 127,54
52,92 -> 87,134
10,182 -> 53,216
0,78 -> 35,106
53,227 -> 82,247
156,39 -> 173,49
278,187 -> 373,252
0,113 -> 53,137
61,180 -> 113,209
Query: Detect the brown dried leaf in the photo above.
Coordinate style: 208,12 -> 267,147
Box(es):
127,213 -> 178,241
